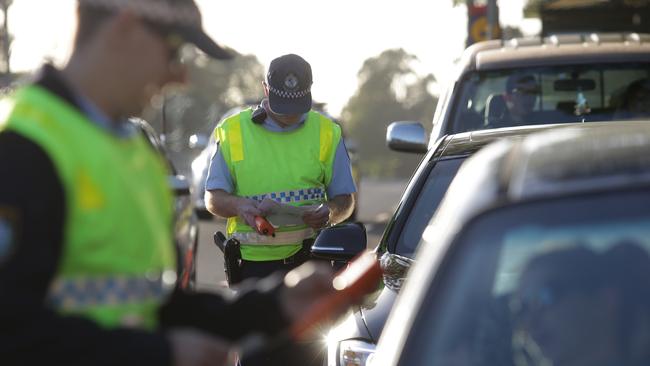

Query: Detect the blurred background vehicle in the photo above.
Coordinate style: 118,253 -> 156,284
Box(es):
318,122 -> 577,366
132,118 -> 199,291
188,105 -> 247,220
389,32 -> 650,150
373,120 -> 650,366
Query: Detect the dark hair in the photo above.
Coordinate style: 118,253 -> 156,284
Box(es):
73,5 -> 115,48
506,74 -> 538,94
619,78 -> 650,110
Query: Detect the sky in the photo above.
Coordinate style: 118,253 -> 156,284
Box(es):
7,0 -> 539,117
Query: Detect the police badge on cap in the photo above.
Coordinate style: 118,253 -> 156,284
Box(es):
266,54 -> 313,115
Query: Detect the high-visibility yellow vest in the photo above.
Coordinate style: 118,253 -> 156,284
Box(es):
215,108 -> 341,261
0,86 -> 176,330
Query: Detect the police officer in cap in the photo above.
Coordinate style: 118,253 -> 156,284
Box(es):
0,1 -> 342,365
205,54 -> 356,364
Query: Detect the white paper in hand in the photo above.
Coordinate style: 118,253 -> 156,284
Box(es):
258,198 -> 321,227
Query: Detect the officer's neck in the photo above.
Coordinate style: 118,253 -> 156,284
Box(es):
264,103 -> 303,128
62,49 -> 123,125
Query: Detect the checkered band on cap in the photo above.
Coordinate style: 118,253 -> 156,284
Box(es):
247,188 -> 325,204
79,0 -> 201,28
268,85 -> 311,100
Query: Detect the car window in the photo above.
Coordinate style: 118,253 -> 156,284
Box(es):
402,189 -> 650,366
450,64 -> 650,133
395,157 -> 465,257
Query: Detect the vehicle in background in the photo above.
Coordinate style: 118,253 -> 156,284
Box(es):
317,123 -> 577,366
132,118 -> 199,290
373,120 -> 650,366
189,106 -> 247,220
189,103 -> 361,221
535,0 -> 650,36
390,32 -> 650,150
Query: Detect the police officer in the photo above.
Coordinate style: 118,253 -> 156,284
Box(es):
205,54 -> 356,280
0,1 -> 340,365
205,54 -> 356,365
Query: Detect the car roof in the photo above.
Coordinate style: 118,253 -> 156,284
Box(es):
459,33 -> 650,72
435,123 -> 583,159
504,120 -> 650,200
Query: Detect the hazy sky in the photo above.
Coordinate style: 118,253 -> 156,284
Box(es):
8,0 -> 538,116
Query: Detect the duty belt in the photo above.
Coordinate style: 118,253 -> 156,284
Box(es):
231,228 -> 315,245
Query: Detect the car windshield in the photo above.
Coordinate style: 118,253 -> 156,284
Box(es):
450,63 -> 650,133
403,189 -> 650,366
395,157 -> 465,257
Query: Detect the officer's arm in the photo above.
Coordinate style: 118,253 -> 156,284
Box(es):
206,189 -> 248,218
326,193 -> 355,225
160,273 -> 292,340
0,133 -> 171,366
324,140 -> 357,224
203,142 -> 261,222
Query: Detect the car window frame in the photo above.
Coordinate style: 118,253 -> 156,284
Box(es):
379,137 -> 468,256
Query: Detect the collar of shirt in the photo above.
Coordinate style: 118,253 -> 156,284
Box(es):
35,65 -> 136,139
261,99 -> 308,132
73,93 -> 136,138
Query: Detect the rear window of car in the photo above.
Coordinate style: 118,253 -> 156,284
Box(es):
450,63 -> 650,133
403,189 -> 650,366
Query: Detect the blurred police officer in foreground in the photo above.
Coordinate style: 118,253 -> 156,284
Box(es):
205,54 -> 356,365
0,1 -> 340,365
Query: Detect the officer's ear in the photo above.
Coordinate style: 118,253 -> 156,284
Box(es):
262,81 -> 270,97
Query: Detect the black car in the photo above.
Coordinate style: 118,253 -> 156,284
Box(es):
374,120 -> 650,366
316,122 -> 579,366
132,118 -> 199,290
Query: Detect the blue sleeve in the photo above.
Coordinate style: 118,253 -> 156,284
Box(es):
205,143 -> 234,193
327,139 -> 357,198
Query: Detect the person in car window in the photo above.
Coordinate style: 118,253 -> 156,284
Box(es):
511,242 -> 650,366
503,74 -> 541,126
0,1 -> 342,365
484,74 -> 540,128
614,78 -> 650,120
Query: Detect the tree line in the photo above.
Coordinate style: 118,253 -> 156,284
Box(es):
148,47 -> 438,180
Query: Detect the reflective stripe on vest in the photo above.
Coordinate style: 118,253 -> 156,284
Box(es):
231,228 -> 315,246
48,272 -> 176,311
246,187 -> 326,204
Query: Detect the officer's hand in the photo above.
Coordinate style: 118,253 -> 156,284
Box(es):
168,329 -> 237,366
279,261 -> 337,324
302,204 -> 331,229
236,198 -> 263,228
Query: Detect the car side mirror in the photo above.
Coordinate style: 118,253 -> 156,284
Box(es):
386,121 -> 428,154
169,175 -> 191,196
311,222 -> 367,262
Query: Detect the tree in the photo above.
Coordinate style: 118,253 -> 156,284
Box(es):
143,49 -> 265,173
341,49 -> 437,179
0,0 -> 13,77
